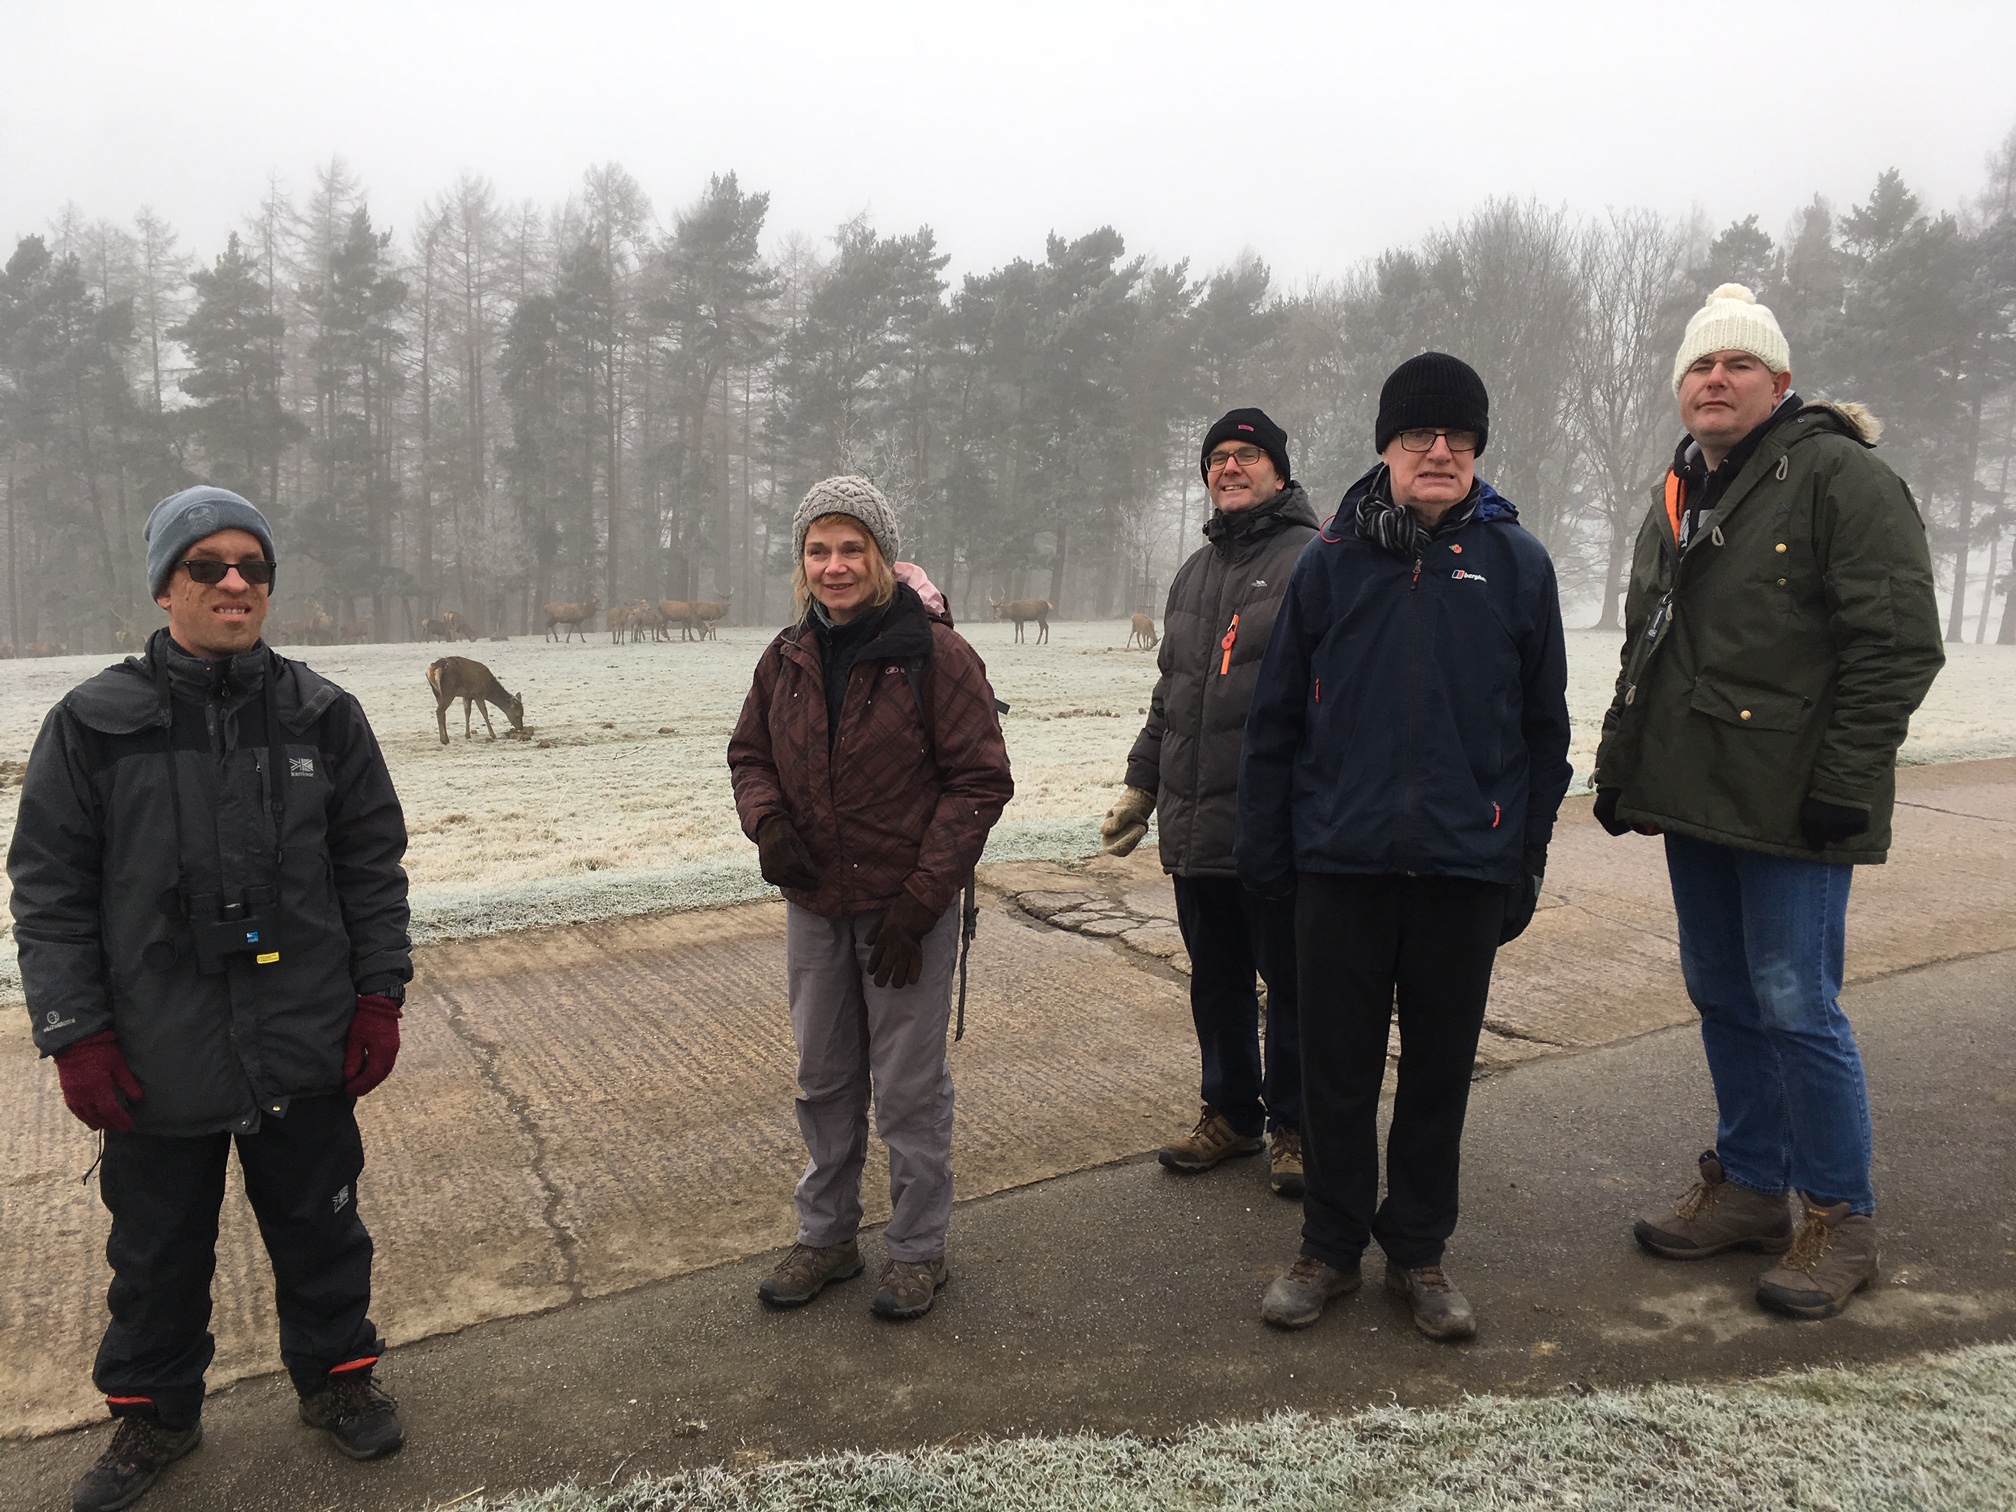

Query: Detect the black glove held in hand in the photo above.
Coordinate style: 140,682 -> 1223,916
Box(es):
756,814 -> 821,891
1799,797 -> 1870,851
1499,845 -> 1547,945
867,888 -> 942,989
1593,787 -> 1632,837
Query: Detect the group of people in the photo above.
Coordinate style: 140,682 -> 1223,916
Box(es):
11,279 -> 1943,1510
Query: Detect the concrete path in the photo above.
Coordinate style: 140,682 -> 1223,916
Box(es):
2,944 -> 2010,1511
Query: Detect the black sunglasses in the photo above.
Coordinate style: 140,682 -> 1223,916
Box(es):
179,558 -> 277,587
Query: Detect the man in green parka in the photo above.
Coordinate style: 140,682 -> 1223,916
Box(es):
1592,283 -> 1943,1321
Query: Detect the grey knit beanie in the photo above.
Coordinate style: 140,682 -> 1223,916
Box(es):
144,486 -> 276,597
793,476 -> 899,565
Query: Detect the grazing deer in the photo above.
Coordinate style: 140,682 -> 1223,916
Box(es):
1127,612 -> 1158,650
990,595 -> 1053,644
427,656 -> 525,745
422,610 -> 479,642
544,595 -> 600,642
687,592 -> 731,640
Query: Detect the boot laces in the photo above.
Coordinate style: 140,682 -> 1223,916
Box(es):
328,1372 -> 395,1422
105,1412 -> 176,1465
1782,1215 -> 1835,1275
1285,1255 -> 1332,1284
1674,1177 -> 1722,1221
1408,1264 -> 1453,1294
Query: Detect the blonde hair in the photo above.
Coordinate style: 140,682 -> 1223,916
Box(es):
792,513 -> 897,621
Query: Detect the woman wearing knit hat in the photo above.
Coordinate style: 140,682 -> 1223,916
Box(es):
728,476 -> 1013,1322
1236,353 -> 1572,1341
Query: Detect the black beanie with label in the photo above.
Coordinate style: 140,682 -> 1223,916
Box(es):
1374,352 -> 1490,456
1199,408 -> 1291,484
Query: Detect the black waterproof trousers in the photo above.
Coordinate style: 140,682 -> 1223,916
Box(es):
93,1094 -> 381,1427
1296,873 -> 1503,1270
1172,875 -> 1302,1138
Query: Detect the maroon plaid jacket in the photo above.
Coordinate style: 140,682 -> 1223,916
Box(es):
729,587 -> 1013,919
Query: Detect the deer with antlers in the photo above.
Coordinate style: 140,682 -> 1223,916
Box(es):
544,595 -> 600,642
990,595 -> 1052,644
427,657 -> 526,745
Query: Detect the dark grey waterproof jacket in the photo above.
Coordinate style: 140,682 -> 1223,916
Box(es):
9,631 -> 411,1135
1126,484 -> 1319,877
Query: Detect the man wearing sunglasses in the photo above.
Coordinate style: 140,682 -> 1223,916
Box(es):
10,486 -> 413,1509
1238,353 -> 1570,1340
1102,408 -> 1317,1199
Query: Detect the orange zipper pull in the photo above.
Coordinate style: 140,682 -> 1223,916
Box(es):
1219,612 -> 1239,674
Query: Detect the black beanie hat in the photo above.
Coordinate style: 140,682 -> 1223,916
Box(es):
1374,352 -> 1489,456
1200,408 -> 1291,484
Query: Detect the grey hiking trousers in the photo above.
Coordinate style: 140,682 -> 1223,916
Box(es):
786,900 -> 961,1262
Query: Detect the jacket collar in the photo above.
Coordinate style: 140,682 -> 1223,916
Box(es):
783,581 -> 935,663
1326,465 -> 1519,541
1203,482 -> 1318,548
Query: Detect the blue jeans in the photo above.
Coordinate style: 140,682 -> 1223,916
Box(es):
1663,834 -> 1874,1213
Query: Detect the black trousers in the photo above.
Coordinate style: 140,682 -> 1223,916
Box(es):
1172,875 -> 1302,1137
94,1094 -> 380,1427
1296,873 -> 1503,1270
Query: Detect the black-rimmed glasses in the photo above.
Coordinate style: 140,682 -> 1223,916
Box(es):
1396,428 -> 1478,454
1206,445 -> 1266,472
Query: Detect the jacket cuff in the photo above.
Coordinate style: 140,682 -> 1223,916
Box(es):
1123,758 -> 1159,793
1804,786 -> 1871,812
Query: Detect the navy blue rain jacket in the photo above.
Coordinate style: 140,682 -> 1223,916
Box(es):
1236,468 -> 1572,892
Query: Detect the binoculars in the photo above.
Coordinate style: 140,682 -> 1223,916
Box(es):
184,887 -> 283,975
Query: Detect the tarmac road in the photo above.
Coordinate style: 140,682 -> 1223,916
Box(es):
3,945 -> 2010,1512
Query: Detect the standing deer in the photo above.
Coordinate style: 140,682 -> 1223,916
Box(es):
423,611 -> 479,642
427,657 -> 526,744
1127,612 -> 1158,650
544,595 -> 600,642
687,592 -> 731,640
990,595 -> 1053,644
658,599 -> 700,641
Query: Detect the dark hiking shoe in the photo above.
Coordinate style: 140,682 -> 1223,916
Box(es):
1385,1262 -> 1477,1341
758,1239 -> 865,1308
871,1256 -> 948,1320
298,1370 -> 404,1460
1634,1151 -> 1793,1259
72,1413 -> 201,1512
1756,1199 -> 1878,1320
1261,1255 -> 1361,1329
1157,1104 -> 1264,1173
1268,1127 -> 1305,1199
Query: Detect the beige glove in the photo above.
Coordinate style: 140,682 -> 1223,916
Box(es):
1099,786 -> 1156,857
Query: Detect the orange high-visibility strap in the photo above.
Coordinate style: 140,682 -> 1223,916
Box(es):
1664,470 -> 1683,543
328,1354 -> 381,1376
1219,612 -> 1239,675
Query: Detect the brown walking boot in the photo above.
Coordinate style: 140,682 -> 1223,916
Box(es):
1261,1255 -> 1360,1329
1268,1127 -> 1305,1199
71,1412 -> 201,1512
871,1256 -> 948,1320
1634,1151 -> 1792,1260
1157,1104 -> 1264,1173
1385,1261 -> 1477,1341
758,1239 -> 864,1308
1756,1198 -> 1878,1319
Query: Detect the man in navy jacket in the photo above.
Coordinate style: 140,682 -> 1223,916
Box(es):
1237,353 -> 1570,1340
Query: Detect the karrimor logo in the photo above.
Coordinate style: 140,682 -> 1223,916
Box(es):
1452,569 -> 1489,583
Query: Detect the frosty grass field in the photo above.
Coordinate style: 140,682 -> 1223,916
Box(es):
0,620 -> 2010,979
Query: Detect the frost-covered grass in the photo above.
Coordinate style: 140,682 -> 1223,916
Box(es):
0,624 -> 2009,960
447,1343 -> 2016,1512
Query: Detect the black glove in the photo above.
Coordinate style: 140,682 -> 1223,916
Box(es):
1799,797 -> 1869,851
1593,787 -> 1632,837
867,887 -> 942,989
756,814 -> 821,891
1499,845 -> 1547,945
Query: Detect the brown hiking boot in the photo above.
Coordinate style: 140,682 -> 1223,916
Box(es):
871,1256 -> 948,1320
758,1239 -> 864,1308
1756,1198 -> 1878,1319
71,1412 -> 201,1512
1157,1104 -> 1264,1173
1261,1255 -> 1361,1329
1385,1261 -> 1477,1341
1634,1151 -> 1792,1260
1268,1128 -> 1304,1199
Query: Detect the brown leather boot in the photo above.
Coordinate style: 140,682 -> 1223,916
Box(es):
758,1239 -> 864,1308
1756,1198 -> 1878,1319
871,1256 -> 948,1321
1268,1127 -> 1304,1198
1157,1104 -> 1264,1173
1385,1262 -> 1477,1341
1634,1151 -> 1792,1259
1261,1254 -> 1360,1329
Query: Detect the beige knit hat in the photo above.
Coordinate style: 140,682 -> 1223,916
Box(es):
1671,283 -> 1790,393
793,475 -> 900,564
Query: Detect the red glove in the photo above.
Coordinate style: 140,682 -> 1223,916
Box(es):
54,1029 -> 144,1132
343,994 -> 403,1098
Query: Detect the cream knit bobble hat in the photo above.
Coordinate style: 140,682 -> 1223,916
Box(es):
1671,283 -> 1790,393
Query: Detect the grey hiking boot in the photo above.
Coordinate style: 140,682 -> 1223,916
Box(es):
871,1256 -> 948,1320
1157,1104 -> 1264,1173
1756,1198 -> 1878,1319
1385,1262 -> 1477,1341
758,1239 -> 864,1308
1634,1151 -> 1792,1260
1261,1254 -> 1361,1329
71,1412 -> 201,1512
1268,1128 -> 1305,1199
298,1368 -> 403,1461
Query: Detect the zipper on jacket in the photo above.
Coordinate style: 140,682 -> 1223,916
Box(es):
1219,612 -> 1239,675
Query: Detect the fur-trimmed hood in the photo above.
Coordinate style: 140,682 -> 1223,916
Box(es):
1803,399 -> 1882,445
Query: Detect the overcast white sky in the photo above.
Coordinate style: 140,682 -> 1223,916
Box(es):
5,0 -> 2014,281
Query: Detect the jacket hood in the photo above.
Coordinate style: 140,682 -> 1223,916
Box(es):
1324,465 -> 1518,541
1798,399 -> 1881,445
1203,482 -> 1318,546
